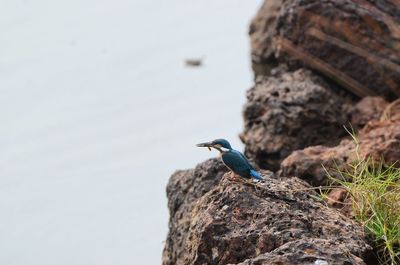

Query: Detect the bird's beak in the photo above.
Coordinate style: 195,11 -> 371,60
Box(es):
196,141 -> 213,147
196,141 -> 214,151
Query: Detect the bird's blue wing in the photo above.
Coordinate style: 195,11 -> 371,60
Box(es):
239,152 -> 263,180
222,150 -> 260,179
236,151 -> 256,170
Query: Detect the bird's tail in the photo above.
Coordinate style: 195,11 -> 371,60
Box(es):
250,169 -> 262,180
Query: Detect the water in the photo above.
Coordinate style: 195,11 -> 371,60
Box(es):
0,1 -> 262,264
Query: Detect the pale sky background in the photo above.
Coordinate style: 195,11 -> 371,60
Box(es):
0,0 -> 262,264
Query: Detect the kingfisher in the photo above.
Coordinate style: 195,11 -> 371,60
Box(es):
196,139 -> 262,180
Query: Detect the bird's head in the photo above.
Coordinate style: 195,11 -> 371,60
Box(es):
196,138 -> 232,152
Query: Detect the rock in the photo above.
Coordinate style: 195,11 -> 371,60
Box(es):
381,98 -> 400,122
163,158 -> 229,265
249,0 -> 283,75
279,140 -> 356,186
280,110 -> 400,185
350,97 -> 389,130
241,68 -> 351,171
163,161 -> 372,264
238,239 -> 367,265
326,188 -> 347,208
358,119 -> 400,165
326,188 -> 352,217
250,0 -> 400,100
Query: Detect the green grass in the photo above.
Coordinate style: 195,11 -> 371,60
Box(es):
330,156 -> 400,265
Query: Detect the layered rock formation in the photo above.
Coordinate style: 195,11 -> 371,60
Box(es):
250,0 -> 400,100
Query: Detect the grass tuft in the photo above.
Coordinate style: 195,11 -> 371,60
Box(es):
330,156 -> 400,265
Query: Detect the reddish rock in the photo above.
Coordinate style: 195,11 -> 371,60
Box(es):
326,188 -> 348,208
381,98 -> 400,122
350,97 -> 389,130
280,114 -> 400,185
326,188 -> 353,217
358,120 -> 400,165
279,140 -> 356,186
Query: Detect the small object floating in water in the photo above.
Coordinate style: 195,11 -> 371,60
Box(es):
185,58 -> 202,67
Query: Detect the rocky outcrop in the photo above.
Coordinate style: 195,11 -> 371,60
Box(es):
250,0 -> 400,100
241,68 -> 352,171
164,1 -> 400,264
280,102 -> 400,185
163,159 -> 372,265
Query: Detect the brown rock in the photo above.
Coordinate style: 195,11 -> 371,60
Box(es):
250,0 -> 400,100
350,97 -> 389,130
163,160 -> 372,264
381,98 -> 400,122
238,239 -> 367,265
326,188 -> 353,217
280,119 -> 400,185
241,68 -> 351,171
280,140 -> 356,186
163,158 -> 228,265
358,120 -> 400,165
326,188 -> 348,208
249,0 -> 283,75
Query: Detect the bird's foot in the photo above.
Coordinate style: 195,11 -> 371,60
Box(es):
252,178 -> 262,183
228,172 -> 237,181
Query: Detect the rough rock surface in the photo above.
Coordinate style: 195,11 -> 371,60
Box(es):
163,159 -> 372,265
241,68 -> 351,171
163,158 -> 228,264
237,239 -> 366,265
250,0 -> 400,100
280,103 -> 400,185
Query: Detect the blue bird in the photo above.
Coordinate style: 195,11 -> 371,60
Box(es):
196,139 -> 262,180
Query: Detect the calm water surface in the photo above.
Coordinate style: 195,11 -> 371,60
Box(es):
0,0 -> 262,264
